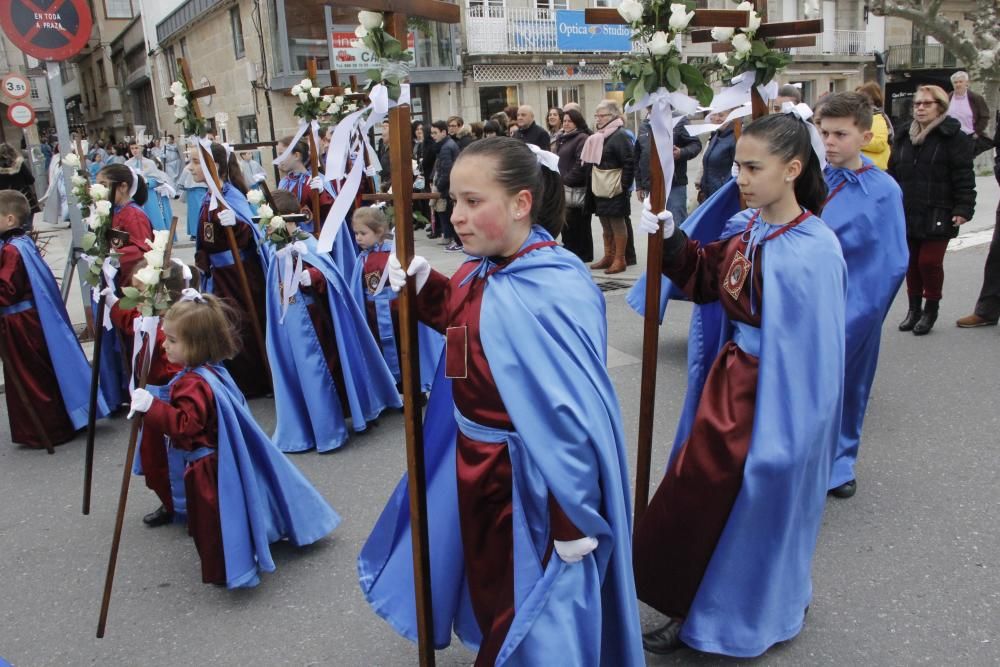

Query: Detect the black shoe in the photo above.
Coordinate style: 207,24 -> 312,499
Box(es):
142,505 -> 174,527
829,479 -> 856,499
642,619 -> 684,654
899,294 -> 923,331
912,300 -> 939,336
427,231 -> 440,239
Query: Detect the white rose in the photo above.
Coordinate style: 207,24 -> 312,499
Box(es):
174,95 -> 188,108
324,95 -> 334,104
717,53 -> 731,65
135,266 -> 160,287
152,229 -> 170,250
310,87 -> 321,98
747,11 -> 761,32
63,153 -> 80,168
144,248 -> 165,270
731,33 -> 752,55
71,174 -> 88,187
617,0 -> 645,24
247,189 -> 265,206
298,92 -> 309,103
736,1 -> 754,10
668,4 -> 694,31
300,78 -> 312,89
334,95 -> 344,105
87,215 -> 102,230
257,204 -> 273,219
174,108 -> 187,119
95,200 -> 112,216
330,103 -> 341,114
358,10 -> 383,30
291,85 -> 302,96
711,27 -> 734,42
647,31 -> 673,56
269,215 -> 286,232
355,25 -> 368,39
170,81 -> 185,95
89,183 -> 109,200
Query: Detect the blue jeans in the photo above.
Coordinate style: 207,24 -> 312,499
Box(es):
667,186 -> 688,225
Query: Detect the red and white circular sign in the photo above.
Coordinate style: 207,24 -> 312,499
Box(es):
0,0 -> 93,62
2,74 -> 30,99
7,101 -> 36,127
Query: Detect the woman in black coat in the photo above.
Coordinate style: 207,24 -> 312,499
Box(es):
888,85 -> 976,335
0,143 -> 40,229
556,108 -> 593,262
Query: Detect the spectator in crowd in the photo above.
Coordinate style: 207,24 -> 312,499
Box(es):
563,101 -> 581,114
482,120 -> 502,138
490,111 -> 510,130
412,120 -> 433,231
162,134 -> 184,183
503,105 -> 519,126
771,84 -> 803,113
514,105 -> 551,150
40,137 -> 53,172
546,107 -> 565,146
508,120 -> 519,137
555,108 -> 593,262
582,100 -> 634,274
0,143 -> 40,229
469,122 -> 484,141
696,107 -> 738,201
634,113 -> 702,225
377,119 -> 392,192
889,84 -> 976,336
447,116 -> 474,151
430,120 -> 462,251
855,82 -> 893,169
947,71 -> 992,155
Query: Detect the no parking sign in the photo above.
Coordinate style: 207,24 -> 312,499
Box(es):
0,0 -> 93,62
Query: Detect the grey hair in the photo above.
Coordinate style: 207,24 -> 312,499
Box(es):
596,99 -> 622,117
950,71 -> 970,83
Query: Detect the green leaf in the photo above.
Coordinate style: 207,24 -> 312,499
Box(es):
678,62 -> 703,89
119,296 -> 139,310
666,65 -> 681,90
387,81 -> 402,102
751,40 -> 768,57
82,232 -> 96,251
121,286 -> 141,299
624,79 -> 638,103
365,68 -> 381,83
694,83 -> 714,107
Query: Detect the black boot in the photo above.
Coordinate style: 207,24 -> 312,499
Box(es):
913,299 -> 939,335
899,294 -> 923,331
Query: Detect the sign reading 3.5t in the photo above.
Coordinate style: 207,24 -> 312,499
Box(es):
2,73 -> 31,99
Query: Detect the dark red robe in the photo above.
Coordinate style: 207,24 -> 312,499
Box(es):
416,263 -> 583,666
360,249 -> 401,357
0,229 -> 77,447
110,303 -> 183,511
632,230 -> 764,619
143,372 -> 224,584
112,203 -> 153,285
194,202 -> 270,398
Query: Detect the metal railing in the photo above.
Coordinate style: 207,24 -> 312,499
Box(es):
886,44 -> 961,72
795,29 -> 873,55
467,6 -> 637,54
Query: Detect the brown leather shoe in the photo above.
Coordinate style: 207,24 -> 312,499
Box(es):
956,314 -> 998,328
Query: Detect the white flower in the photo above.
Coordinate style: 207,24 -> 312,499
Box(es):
731,33 -> 752,55
736,1 -> 754,10
717,53 -> 731,65
300,78 -> 312,89
355,25 -> 368,39
291,85 -> 302,96
747,11 -> 761,33
247,189 -> 265,206
330,103 -> 341,114
647,31 -> 673,56
174,95 -> 188,108
94,200 -> 112,216
334,95 -> 344,105
169,81 -> 185,95
257,204 -> 273,219
344,87 -> 353,95
310,87 -> 321,98
174,108 -> 187,119
144,248 -> 165,270
358,10 -> 383,30
63,153 -> 80,168
324,95 -> 334,104
135,266 -> 160,287
711,27 -> 734,42
87,215 -> 102,230
151,229 -> 170,250
617,0 -> 645,24
90,183 -> 109,201
668,4 -> 694,31
298,92 -> 309,103
269,215 -> 285,232
71,174 -> 88,187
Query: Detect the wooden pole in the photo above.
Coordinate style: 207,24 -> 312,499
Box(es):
385,13 -> 435,667
82,271 -> 109,515
306,60 -> 323,238
0,334 -> 55,454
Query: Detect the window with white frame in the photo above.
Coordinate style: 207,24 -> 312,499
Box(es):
105,0 -> 133,19
230,7 -> 246,60
546,86 -> 579,110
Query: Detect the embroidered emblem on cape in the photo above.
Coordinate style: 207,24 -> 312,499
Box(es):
724,250 -> 752,301
204,222 -> 215,243
364,271 -> 381,295
108,228 -> 129,250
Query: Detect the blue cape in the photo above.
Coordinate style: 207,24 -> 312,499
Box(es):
278,173 -> 359,277
349,241 -> 444,392
184,185 -> 207,238
7,236 -> 110,428
266,236 -> 401,453
139,176 -> 173,234
358,228 -> 644,665
671,211 -> 847,657
822,159 -> 908,488
183,364 -> 340,588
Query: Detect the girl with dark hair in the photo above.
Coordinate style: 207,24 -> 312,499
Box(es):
482,120 -> 502,138
361,136 -> 644,666
188,142 -> 270,398
275,136 -> 330,235
95,163 -> 153,283
546,106 -> 565,146
633,112 -> 848,658
555,108 -> 594,261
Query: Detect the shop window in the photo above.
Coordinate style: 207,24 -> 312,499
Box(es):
480,85 -> 519,120
546,86 -> 579,110
239,115 -> 260,144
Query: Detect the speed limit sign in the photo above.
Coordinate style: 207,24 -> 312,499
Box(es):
2,73 -> 30,99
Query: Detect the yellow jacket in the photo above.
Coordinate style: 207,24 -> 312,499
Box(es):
861,112 -> 891,170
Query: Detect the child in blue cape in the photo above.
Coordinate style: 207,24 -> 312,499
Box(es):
361,137 -> 643,666
128,292 -> 339,588
263,189 -> 400,453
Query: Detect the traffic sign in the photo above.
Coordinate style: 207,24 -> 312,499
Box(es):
7,102 -> 36,128
0,0 -> 93,62
2,73 -> 31,99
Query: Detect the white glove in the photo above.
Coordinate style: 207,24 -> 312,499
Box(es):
253,173 -> 267,184
388,254 -> 430,294
155,183 -> 177,198
298,269 -> 312,287
554,536 -> 599,564
128,387 -> 154,419
218,208 -> 237,227
309,176 -> 324,191
638,198 -> 675,238
100,286 -> 119,309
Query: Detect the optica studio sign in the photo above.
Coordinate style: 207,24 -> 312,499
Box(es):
555,10 -> 632,52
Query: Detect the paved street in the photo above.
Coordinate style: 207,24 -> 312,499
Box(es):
1,181 -> 998,666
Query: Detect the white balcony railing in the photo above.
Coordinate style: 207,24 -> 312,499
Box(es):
796,29 -> 874,56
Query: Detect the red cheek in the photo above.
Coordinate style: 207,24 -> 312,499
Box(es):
474,216 -> 508,241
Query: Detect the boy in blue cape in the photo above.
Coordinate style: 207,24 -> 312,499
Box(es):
815,92 -> 908,499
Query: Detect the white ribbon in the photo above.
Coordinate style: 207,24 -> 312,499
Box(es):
525,144 -> 560,173
317,145 -> 363,254
273,120 -> 311,168
781,101 -> 827,169
276,240 -> 309,322
171,257 -> 193,287
130,315 -> 161,394
127,165 -> 142,199
627,88 -> 699,204
709,73 -> 780,115
179,287 -> 205,303
98,257 -> 118,330
193,137 -> 229,213
368,83 -> 411,116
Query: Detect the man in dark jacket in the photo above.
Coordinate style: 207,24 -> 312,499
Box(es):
634,115 -> 702,225
514,106 -> 551,150
376,120 -> 392,192
430,120 -> 462,251
947,71 -> 991,155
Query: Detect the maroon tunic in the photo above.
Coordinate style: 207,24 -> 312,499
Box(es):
110,303 -> 183,511
143,372 -> 224,584
194,202 -> 269,398
632,227 -> 766,619
0,229 -> 77,447
416,259 -> 583,666
302,265 -> 350,414
360,249 -> 401,356
112,203 -> 152,285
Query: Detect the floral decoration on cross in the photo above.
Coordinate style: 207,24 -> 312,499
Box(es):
256,203 -> 311,251
352,10 -> 413,103
170,80 -> 205,137
119,231 -> 173,316
80,182 -> 116,287
710,1 -> 790,87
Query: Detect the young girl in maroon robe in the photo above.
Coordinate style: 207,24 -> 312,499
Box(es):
275,136 -> 332,233
189,143 -> 270,398
94,164 -> 154,285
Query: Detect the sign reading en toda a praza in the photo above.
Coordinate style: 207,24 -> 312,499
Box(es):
0,0 -> 93,62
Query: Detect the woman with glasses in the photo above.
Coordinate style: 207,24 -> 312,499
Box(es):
888,85 -> 976,335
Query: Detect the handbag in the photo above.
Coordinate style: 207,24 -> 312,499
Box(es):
591,167 -> 623,199
564,185 -> 586,208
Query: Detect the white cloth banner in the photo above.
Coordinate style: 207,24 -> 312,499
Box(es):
275,240 -> 309,322
130,315 -> 161,394
627,88 -> 699,209
193,137 -> 229,213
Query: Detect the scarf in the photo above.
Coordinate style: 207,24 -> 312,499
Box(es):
581,117 -> 624,165
909,113 -> 946,146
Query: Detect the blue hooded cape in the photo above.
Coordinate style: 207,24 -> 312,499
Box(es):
667,211 -> 847,657
822,159 -> 908,489
265,235 -> 401,453
7,235 -> 110,428
358,228 -> 644,665
184,185 -> 207,238
178,364 -> 340,588
349,241 -> 444,392
278,173 -> 359,277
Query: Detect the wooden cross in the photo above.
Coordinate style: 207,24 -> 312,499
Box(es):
322,2 -> 458,665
